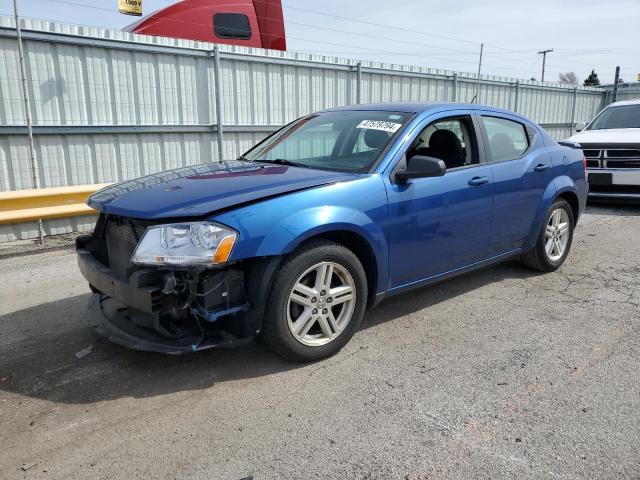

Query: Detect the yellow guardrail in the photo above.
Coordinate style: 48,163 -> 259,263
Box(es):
0,184 -> 110,225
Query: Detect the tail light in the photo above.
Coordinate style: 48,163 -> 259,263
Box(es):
582,155 -> 587,179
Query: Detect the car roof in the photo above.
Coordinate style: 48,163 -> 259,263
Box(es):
607,99 -> 640,107
324,101 -> 529,120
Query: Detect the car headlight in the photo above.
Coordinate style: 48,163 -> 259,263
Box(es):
131,222 -> 237,267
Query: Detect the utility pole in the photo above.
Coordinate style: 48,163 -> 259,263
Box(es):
475,42 -> 483,103
13,0 -> 44,244
537,49 -> 553,82
612,65 -> 620,103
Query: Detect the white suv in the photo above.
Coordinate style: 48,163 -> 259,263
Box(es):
568,99 -> 640,200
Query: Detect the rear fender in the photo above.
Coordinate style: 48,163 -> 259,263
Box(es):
524,175 -> 579,249
523,180 -> 558,249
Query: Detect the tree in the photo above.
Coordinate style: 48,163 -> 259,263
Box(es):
558,71 -> 579,86
583,70 -> 601,86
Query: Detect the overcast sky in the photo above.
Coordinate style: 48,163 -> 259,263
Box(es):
1,0 -> 638,84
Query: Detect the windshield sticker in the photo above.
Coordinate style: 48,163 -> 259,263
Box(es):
356,120 -> 402,133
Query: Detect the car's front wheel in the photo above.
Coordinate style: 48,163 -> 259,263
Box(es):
262,240 -> 368,362
521,198 -> 575,272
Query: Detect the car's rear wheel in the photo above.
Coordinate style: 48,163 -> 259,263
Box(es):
521,198 -> 574,272
261,240 -> 367,362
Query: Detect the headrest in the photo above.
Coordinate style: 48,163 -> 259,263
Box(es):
364,129 -> 391,150
429,129 -> 462,152
490,133 -> 517,159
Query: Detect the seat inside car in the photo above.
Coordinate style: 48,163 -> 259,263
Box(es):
490,132 -> 519,161
409,129 -> 466,169
426,129 -> 466,169
364,129 -> 391,152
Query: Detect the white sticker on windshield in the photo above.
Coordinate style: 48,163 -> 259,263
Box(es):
356,120 -> 402,133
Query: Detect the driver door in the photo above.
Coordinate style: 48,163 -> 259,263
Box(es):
384,113 -> 494,289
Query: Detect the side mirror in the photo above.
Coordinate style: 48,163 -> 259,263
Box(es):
575,122 -> 587,132
395,155 -> 446,184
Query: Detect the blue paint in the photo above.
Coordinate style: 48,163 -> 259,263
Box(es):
88,102 -> 587,298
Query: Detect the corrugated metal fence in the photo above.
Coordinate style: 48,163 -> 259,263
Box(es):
0,17 -> 607,241
603,83 -> 640,105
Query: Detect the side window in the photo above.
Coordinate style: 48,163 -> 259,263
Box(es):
406,116 -> 478,170
482,116 -> 530,163
214,13 -> 252,39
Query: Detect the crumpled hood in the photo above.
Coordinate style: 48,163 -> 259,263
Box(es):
568,128 -> 640,145
88,161 -> 359,219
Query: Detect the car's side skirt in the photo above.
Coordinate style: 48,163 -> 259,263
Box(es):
374,248 -> 523,305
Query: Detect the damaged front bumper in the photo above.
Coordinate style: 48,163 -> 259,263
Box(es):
76,228 -> 269,354
87,294 -> 251,354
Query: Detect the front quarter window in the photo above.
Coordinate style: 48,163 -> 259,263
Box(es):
242,111 -> 411,173
589,105 -> 640,130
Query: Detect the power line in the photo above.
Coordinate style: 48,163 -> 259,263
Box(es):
40,0 -> 625,75
17,0 -> 631,79
37,0 -> 492,69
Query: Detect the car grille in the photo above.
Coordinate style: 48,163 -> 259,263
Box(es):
105,216 -> 148,278
583,148 -> 640,169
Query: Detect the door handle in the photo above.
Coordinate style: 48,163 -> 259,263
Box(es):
468,176 -> 490,187
534,163 -> 551,172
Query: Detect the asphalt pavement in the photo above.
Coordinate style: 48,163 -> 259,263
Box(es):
1,204 -> 639,480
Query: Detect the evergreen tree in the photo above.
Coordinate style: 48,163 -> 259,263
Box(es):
583,70 -> 600,86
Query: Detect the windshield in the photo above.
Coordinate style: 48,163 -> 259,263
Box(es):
588,105 -> 640,130
241,110 -> 412,173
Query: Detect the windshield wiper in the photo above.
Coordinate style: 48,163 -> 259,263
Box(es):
253,158 -> 311,168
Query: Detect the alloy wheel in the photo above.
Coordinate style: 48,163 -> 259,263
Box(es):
286,261 -> 356,347
545,208 -> 570,262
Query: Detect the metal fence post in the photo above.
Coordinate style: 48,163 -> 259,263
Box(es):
451,73 -> 457,102
513,81 -> 520,112
213,45 -> 224,162
570,87 -> 578,134
356,61 -> 362,104
13,0 -> 44,244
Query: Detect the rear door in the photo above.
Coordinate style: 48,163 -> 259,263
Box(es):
478,113 -> 555,255
384,112 -> 494,288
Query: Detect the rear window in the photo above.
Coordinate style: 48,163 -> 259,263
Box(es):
214,13 -> 252,39
482,116 -> 530,162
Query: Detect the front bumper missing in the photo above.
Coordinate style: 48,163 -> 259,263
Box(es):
88,294 -> 251,354
77,240 -> 254,354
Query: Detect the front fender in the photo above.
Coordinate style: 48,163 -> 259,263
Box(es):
256,206 -> 383,254
255,206 -> 388,293
212,176 -> 390,296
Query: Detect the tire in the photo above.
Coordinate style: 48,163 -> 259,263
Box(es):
521,198 -> 574,272
261,239 -> 368,362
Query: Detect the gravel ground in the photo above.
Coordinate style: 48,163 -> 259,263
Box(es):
0,204 -> 639,480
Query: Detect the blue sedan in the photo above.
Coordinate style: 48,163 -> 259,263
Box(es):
77,102 -> 588,361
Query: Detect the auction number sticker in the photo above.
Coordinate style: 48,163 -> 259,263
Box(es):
356,120 -> 402,133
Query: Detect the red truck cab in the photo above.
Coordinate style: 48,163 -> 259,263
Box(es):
124,0 -> 286,51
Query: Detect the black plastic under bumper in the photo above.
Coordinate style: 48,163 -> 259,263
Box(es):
88,294 -> 252,354
77,249 -> 160,314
